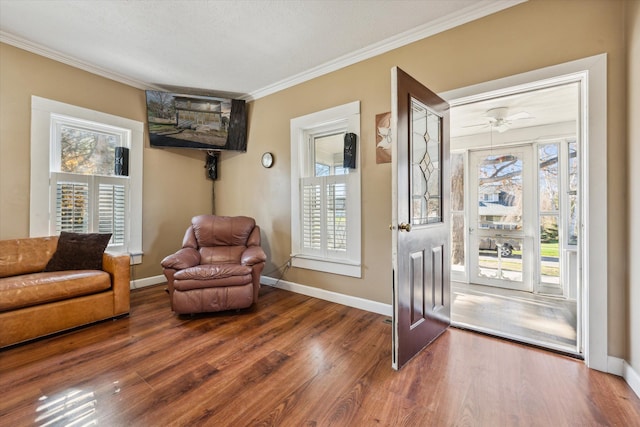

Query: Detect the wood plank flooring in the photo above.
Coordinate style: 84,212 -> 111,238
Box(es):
1,284 -> 639,426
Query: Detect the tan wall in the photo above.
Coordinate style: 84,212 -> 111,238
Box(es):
627,0 -> 640,373
0,43 -> 214,280
0,0 -> 630,357
217,0 -> 629,356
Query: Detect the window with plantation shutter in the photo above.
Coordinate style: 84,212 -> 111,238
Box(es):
290,101 -> 361,278
31,96 -> 143,262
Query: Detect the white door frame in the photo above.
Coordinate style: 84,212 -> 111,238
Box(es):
442,54 -> 608,372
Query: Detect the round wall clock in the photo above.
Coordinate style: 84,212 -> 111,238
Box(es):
261,152 -> 274,168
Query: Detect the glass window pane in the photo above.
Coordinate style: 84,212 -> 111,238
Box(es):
59,125 -> 120,175
451,212 -> 465,272
539,144 -> 559,212
314,133 -> 348,177
567,140 -> 578,245
451,153 -> 464,211
540,215 -> 560,284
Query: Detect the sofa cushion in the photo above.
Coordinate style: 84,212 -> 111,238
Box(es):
0,237 -> 59,278
0,270 -> 111,311
45,232 -> 111,272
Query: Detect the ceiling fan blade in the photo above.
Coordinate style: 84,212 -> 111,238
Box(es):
462,123 -> 489,129
481,116 -> 499,123
505,111 -> 531,121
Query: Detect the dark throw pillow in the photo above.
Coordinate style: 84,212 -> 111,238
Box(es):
44,232 -> 112,271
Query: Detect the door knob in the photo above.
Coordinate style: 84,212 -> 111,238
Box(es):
399,222 -> 412,232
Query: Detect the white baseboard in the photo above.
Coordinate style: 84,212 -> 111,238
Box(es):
608,356 -> 640,399
607,355 -> 625,376
260,275 -> 392,317
130,274 -> 165,290
623,360 -> 640,399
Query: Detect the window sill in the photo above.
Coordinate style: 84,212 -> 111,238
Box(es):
291,255 -> 361,278
129,252 -> 143,265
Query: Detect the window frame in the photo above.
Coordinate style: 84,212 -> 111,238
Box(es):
290,101 -> 361,277
30,96 -> 144,264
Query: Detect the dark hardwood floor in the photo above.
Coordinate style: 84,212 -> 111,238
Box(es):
1,284 -> 639,426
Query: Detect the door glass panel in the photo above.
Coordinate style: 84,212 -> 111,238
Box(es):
410,98 -> 441,225
477,236 -> 523,281
477,154 -> 523,231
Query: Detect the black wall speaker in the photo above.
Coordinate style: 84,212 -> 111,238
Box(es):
114,147 -> 129,176
205,152 -> 219,180
343,132 -> 357,169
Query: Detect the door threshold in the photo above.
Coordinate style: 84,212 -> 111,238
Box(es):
451,321 -> 583,359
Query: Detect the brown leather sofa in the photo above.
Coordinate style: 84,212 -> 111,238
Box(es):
161,215 -> 266,314
0,236 -> 130,348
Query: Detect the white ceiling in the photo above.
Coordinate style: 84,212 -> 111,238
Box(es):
0,0 -> 525,100
451,82 -> 580,139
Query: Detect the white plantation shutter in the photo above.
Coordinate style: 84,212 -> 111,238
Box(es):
98,180 -> 127,246
302,178 -> 322,252
54,177 -> 90,233
50,172 -> 128,249
326,178 -> 347,252
300,175 -> 349,256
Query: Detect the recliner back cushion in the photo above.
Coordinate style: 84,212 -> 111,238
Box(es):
200,246 -> 246,264
191,215 -> 256,247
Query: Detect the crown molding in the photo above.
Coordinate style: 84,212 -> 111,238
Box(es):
0,30 -> 162,91
245,0 -> 526,101
1,0 -> 525,100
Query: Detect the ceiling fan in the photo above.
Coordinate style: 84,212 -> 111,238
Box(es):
465,107 -> 533,133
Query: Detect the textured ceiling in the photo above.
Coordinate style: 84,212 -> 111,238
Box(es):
0,0 -> 525,99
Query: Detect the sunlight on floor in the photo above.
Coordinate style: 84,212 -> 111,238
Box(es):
451,282 -> 578,353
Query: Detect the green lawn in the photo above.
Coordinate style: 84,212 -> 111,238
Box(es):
541,242 -> 559,257
478,242 -> 561,278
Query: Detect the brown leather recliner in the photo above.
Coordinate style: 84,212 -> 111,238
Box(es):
161,215 -> 266,314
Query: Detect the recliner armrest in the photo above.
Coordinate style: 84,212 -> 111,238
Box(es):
241,246 -> 267,266
161,248 -> 201,270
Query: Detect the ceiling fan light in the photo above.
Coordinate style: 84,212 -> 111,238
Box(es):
496,123 -> 510,133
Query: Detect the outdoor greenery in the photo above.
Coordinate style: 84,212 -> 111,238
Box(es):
541,242 -> 560,258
